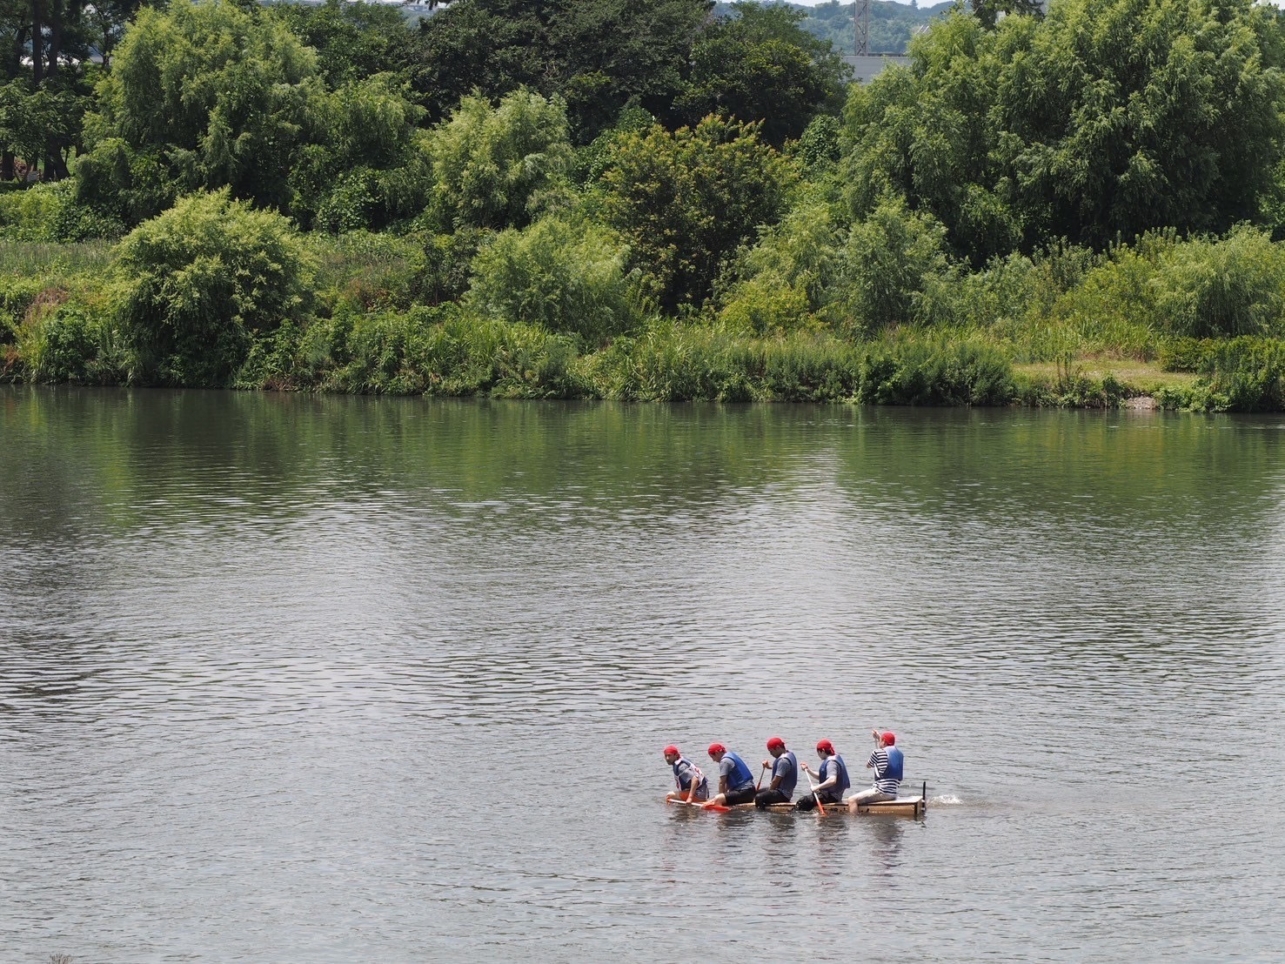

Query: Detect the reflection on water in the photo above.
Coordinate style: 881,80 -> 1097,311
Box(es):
2,388 -> 1284,961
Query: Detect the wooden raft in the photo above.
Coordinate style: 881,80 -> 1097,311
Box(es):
726,781 -> 929,818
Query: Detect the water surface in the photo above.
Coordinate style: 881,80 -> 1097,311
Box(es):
2,389 -> 1283,961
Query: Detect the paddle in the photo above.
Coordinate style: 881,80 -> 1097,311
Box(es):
802,767 -> 826,816
755,763 -> 768,791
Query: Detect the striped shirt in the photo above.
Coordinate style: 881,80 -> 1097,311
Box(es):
867,747 -> 900,795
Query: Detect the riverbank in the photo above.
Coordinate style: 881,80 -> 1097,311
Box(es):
3,236 -> 1283,412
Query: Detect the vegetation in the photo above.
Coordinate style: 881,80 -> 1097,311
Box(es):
6,0 -> 1285,411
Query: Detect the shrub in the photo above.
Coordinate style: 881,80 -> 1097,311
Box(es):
114,190 -> 312,386
425,89 -> 574,232
833,196 -> 955,331
466,217 -> 644,343
596,115 -> 796,311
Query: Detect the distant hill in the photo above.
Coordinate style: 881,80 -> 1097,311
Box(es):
714,0 -> 953,55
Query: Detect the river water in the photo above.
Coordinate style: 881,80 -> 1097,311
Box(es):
2,388 -> 1283,962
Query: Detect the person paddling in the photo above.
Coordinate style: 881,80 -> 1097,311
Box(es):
847,730 -> 903,812
663,745 -> 709,803
755,736 -> 798,809
797,739 -> 850,812
703,743 -> 757,808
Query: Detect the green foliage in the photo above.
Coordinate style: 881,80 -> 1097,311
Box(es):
834,196 -> 955,330
717,197 -> 844,333
597,115 -> 796,311
114,190 -> 312,385
0,81 -> 86,176
857,336 -> 1013,405
467,217 -> 644,343
670,2 -> 850,146
83,0 -> 320,214
1155,338 -> 1285,411
843,0 -> 1285,263
425,89 -> 574,232
413,0 -> 711,142
0,182 -> 122,242
266,0 -> 419,87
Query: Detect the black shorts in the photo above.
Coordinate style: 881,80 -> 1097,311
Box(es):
795,793 -> 842,812
725,785 -> 756,806
755,787 -> 791,809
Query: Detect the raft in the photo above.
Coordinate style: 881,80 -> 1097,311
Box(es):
674,781 -> 928,818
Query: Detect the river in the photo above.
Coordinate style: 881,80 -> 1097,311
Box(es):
2,388 -> 1283,961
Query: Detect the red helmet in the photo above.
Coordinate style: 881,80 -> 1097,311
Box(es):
815,739 -> 834,754
766,736 -> 786,751
707,742 -> 726,756
881,732 -> 896,746
663,745 -> 680,757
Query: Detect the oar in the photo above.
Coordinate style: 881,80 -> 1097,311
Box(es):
802,768 -> 826,816
755,764 -> 768,790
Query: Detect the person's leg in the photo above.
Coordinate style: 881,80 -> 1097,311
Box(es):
725,785 -> 756,806
795,795 -> 817,812
847,788 -> 894,814
755,788 -> 789,809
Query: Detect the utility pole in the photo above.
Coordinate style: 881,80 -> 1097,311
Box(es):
855,0 -> 870,55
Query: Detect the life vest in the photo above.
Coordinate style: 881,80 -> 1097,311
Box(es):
772,750 -> 798,798
822,754 -> 852,796
672,757 -> 706,794
723,750 -> 755,791
885,747 -> 904,782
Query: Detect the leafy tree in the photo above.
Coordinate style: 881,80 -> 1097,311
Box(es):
424,88 -> 573,232
80,0 -> 319,213
412,0 -> 710,142
114,189 -> 312,385
835,195 -> 954,329
467,215 -> 643,342
596,115 -> 796,310
671,2 -> 850,146
843,0 -> 1285,263
267,0 -> 419,87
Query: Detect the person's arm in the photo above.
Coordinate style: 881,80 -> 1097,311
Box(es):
814,765 -> 837,793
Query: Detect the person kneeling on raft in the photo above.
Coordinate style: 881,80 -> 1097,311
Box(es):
797,739 -> 850,811
703,743 -> 757,808
847,729 -> 903,813
756,736 -> 797,809
663,745 -> 709,803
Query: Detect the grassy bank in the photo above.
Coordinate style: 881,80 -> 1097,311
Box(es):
4,234 -> 1285,412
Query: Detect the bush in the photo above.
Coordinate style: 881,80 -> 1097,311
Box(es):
833,196 -> 955,331
425,89 -> 574,232
115,190 -> 313,386
466,216 -> 644,343
1149,226 -> 1285,339
717,197 -> 843,333
857,337 -> 1014,405
597,115 -> 796,311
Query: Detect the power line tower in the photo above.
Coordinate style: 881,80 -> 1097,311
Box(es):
854,0 -> 870,55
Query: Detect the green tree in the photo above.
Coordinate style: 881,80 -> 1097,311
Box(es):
268,0 -> 419,87
114,188 -> 312,385
412,0 -> 710,142
597,114 -> 796,310
80,0 -> 319,213
672,2 -> 850,146
424,88 -> 573,232
844,0 -> 1285,263
467,215 -> 643,342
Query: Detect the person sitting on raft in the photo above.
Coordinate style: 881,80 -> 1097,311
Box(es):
756,736 -> 797,809
702,743 -> 757,808
847,730 -> 903,813
663,745 -> 709,803
797,739 -> 850,811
